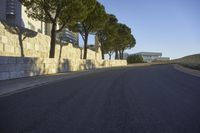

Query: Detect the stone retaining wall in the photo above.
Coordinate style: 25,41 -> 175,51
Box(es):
0,21 -> 102,60
0,21 -> 127,80
0,56 -> 127,80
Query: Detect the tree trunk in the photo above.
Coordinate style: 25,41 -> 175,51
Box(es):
121,50 -> 124,59
115,51 -> 119,59
119,50 -> 122,59
83,33 -> 88,59
101,45 -> 105,59
59,45 -> 63,60
18,33 -> 24,57
109,53 -> 112,60
49,23 -> 56,58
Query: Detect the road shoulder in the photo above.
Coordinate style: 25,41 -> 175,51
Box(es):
173,64 -> 200,78
0,69 -> 109,97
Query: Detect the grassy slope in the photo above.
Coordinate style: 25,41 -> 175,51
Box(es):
173,54 -> 200,70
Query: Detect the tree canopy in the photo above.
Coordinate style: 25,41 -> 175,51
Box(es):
97,21 -> 136,60
20,0 -> 136,60
20,0 -> 96,58
115,23 -> 136,59
69,1 -> 108,59
96,14 -> 119,59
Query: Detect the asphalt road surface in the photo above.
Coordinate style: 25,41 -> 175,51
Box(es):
0,65 -> 200,133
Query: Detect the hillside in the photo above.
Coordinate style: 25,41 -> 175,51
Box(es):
173,54 -> 200,70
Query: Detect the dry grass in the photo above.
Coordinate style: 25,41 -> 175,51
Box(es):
172,54 -> 200,70
126,54 -> 200,70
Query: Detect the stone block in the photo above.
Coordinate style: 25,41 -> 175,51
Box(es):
23,57 -> 33,64
27,64 -> 38,71
9,72 -> 18,79
0,56 -> 16,65
26,42 -> 35,50
0,36 -> 8,44
14,47 -> 21,56
28,71 -> 39,77
8,65 -> 16,72
16,58 -> 24,64
23,71 -> 31,77
0,26 -> 5,36
4,44 -> 15,53
0,65 -> 10,72
14,64 -> 24,71
28,71 -> 33,76
34,58 -> 44,64
0,72 -> 10,80
0,56 -> 9,64
14,71 -> 25,78
43,59 -> 57,64
35,62 -> 44,68
35,44 -> 40,51
48,68 -> 57,74
0,43 -> 3,52
7,57 -> 16,64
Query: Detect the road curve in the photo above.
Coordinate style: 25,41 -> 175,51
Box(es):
0,65 -> 200,133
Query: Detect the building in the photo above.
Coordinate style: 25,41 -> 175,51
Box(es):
0,0 -> 46,34
0,0 -> 78,44
130,52 -> 170,62
57,28 -> 79,45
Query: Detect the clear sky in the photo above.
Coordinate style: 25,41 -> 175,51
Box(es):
84,0 -> 200,59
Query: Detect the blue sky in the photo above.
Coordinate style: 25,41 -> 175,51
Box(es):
80,0 -> 200,59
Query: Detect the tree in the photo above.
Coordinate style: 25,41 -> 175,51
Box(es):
20,0 -> 96,58
127,55 -> 144,64
96,14 -> 118,59
2,22 -> 37,57
104,40 -> 115,60
119,34 -> 136,59
113,23 -> 136,59
69,1 -> 107,59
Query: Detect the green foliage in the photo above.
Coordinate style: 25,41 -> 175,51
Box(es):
20,0 -> 96,58
20,0 -> 95,25
97,19 -> 137,59
20,0 -> 137,59
96,14 -> 119,59
114,23 -> 136,51
127,55 -> 144,64
106,23 -> 136,59
69,1 -> 108,59
97,20 -> 136,59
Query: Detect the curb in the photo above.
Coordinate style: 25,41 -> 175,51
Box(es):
0,66 -> 131,97
0,63 -> 174,97
0,69 -> 107,97
173,64 -> 200,78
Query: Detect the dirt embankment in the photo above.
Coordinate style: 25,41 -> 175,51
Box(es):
172,54 -> 200,70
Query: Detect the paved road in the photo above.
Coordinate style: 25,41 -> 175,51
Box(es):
0,65 -> 200,133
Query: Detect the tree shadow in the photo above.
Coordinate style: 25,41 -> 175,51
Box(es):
1,21 -> 38,57
78,60 -> 96,70
0,57 -> 46,80
56,41 -> 69,61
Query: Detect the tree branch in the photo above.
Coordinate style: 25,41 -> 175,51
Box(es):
54,2 -> 63,20
80,32 -> 85,42
82,23 -> 88,35
55,8 -> 61,20
43,0 -> 54,22
56,16 -> 71,32
56,22 -> 66,32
